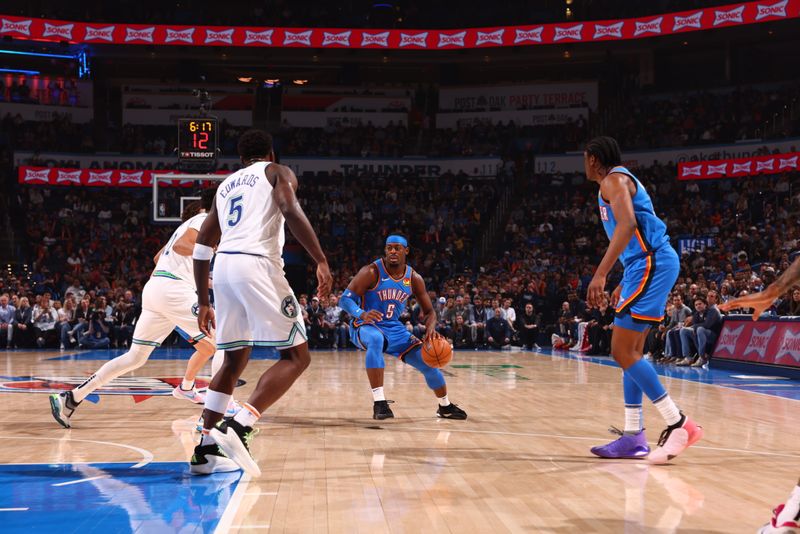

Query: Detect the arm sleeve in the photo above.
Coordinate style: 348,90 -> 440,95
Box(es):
340,289 -> 365,320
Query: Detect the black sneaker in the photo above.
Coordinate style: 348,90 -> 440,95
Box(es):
437,403 -> 467,420
373,400 -> 394,420
49,390 -> 80,428
189,443 -> 240,475
210,419 -> 261,477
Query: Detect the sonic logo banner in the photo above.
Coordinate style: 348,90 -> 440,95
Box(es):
18,166 -> 228,187
712,317 -> 800,369
1,1 -> 797,49
678,151 -> 799,180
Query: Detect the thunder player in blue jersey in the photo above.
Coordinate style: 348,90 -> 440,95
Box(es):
584,137 -> 702,464
340,235 -> 467,420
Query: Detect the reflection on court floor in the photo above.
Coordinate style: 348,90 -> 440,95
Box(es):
0,462 -> 241,533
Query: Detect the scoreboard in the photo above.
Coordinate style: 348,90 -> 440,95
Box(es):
178,118 -> 218,169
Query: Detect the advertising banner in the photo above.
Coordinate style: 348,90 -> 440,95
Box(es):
677,236 -> 715,255
1,1 -> 796,49
436,107 -> 588,128
439,83 -> 598,111
0,103 -> 93,123
281,111 -> 408,128
712,317 -> 800,369
13,151 -> 240,171
678,152 -> 799,180
16,166 -> 227,187
281,157 -> 502,177
534,138 -> 800,174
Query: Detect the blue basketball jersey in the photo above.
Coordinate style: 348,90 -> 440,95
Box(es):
598,166 -> 671,267
361,259 -> 413,326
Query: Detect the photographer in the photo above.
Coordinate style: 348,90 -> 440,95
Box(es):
112,298 -> 136,348
79,310 -> 110,349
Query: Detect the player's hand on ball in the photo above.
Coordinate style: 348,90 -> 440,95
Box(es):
423,329 -> 442,342
197,304 -> 215,337
316,262 -> 333,299
360,310 -> 383,324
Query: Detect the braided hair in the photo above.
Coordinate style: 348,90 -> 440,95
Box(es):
585,136 -> 622,169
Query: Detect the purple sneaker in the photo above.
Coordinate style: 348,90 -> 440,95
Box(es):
590,427 -> 650,459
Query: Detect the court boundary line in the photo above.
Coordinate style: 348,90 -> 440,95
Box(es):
526,348 -> 800,404
215,474 -> 252,534
390,425 -> 800,459
0,436 -> 154,468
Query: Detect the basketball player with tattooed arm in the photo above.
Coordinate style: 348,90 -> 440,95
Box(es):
191,129 -> 332,476
720,256 -> 800,534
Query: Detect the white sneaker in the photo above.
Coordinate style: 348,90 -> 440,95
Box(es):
172,386 -> 205,404
759,498 -> 800,533
189,443 -> 241,475
49,391 -> 78,428
648,414 -> 704,464
211,420 -> 261,477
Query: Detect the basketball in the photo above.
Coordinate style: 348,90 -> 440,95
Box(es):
421,336 -> 453,368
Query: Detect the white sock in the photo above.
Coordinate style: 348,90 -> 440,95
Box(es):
233,402 -> 260,428
653,395 -> 682,426
372,387 -> 385,402
776,485 -> 800,525
200,430 -> 216,446
624,406 -> 643,434
438,394 -> 450,407
181,379 -> 194,391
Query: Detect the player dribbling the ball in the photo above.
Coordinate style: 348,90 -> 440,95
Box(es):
340,235 -> 467,421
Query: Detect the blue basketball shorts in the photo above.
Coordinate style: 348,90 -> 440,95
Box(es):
614,247 -> 680,332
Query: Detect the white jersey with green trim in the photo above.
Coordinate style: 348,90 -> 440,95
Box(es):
153,212 -> 207,284
215,160 -> 285,265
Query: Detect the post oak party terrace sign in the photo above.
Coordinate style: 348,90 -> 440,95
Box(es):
0,1 -> 797,49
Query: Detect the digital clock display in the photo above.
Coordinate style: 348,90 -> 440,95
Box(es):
178,118 -> 218,164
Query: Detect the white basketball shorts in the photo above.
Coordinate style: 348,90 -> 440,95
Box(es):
213,252 -> 307,350
132,276 -> 207,347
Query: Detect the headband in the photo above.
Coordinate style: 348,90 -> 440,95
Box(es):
386,235 -> 408,247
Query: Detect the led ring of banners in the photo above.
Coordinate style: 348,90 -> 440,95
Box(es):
0,0 -> 797,49
678,152 -> 799,180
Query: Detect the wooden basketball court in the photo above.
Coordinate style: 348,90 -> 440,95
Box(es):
0,347 -> 797,533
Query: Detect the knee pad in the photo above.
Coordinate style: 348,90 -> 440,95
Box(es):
359,327 -> 385,369
403,348 -> 446,390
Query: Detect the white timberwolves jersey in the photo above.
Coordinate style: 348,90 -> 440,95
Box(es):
216,161 -> 285,264
153,212 -> 208,284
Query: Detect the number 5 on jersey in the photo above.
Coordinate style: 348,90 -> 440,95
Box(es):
227,195 -> 243,227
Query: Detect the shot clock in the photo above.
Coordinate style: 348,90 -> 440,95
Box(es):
177,118 -> 218,170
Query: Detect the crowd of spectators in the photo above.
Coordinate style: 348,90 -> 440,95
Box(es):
607,84 -> 800,149
431,163 -> 799,358
3,93 -> 800,358
0,79 -> 82,107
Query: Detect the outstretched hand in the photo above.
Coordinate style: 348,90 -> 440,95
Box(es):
718,288 -> 778,321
